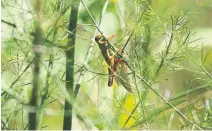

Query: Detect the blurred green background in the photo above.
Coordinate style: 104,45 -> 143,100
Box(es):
1,0 -> 212,130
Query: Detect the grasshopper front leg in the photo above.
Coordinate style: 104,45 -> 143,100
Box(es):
106,43 -> 125,87
106,48 -> 116,87
95,35 -> 116,87
95,34 -> 124,88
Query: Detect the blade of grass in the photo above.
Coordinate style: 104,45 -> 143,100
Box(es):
28,0 -> 43,129
63,1 -> 80,130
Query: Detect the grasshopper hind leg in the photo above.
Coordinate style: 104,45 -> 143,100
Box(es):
108,67 -> 114,87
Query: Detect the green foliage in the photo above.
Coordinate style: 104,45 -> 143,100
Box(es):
1,0 -> 212,130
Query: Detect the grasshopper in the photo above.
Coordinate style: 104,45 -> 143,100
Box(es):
95,34 -> 133,92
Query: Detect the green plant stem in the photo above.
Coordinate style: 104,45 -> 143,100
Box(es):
28,17 -> 42,131
74,0 -> 109,99
1,57 -> 34,97
29,28 -> 41,129
1,19 -> 17,28
63,1 -> 80,130
123,0 -> 152,128
28,0 -> 43,129
37,55 -> 54,129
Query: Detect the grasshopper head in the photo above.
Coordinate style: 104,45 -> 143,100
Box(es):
95,34 -> 103,43
95,34 -> 109,47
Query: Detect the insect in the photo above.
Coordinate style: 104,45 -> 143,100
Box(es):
95,34 -> 133,92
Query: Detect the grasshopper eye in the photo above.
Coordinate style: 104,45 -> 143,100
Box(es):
95,35 -> 98,39
95,36 -> 99,42
95,35 -> 102,42
95,35 -> 106,44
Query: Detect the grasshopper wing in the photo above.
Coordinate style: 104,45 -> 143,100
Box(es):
114,60 -> 133,92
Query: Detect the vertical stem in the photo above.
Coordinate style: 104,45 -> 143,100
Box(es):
28,0 -> 42,129
74,0 -> 109,99
37,55 -> 54,129
142,0 -> 152,76
63,1 -> 80,130
140,0 -> 152,117
122,0 -> 152,128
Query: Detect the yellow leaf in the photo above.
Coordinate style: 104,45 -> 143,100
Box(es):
118,94 -> 138,129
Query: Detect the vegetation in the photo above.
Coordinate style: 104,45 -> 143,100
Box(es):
1,0 -> 212,130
